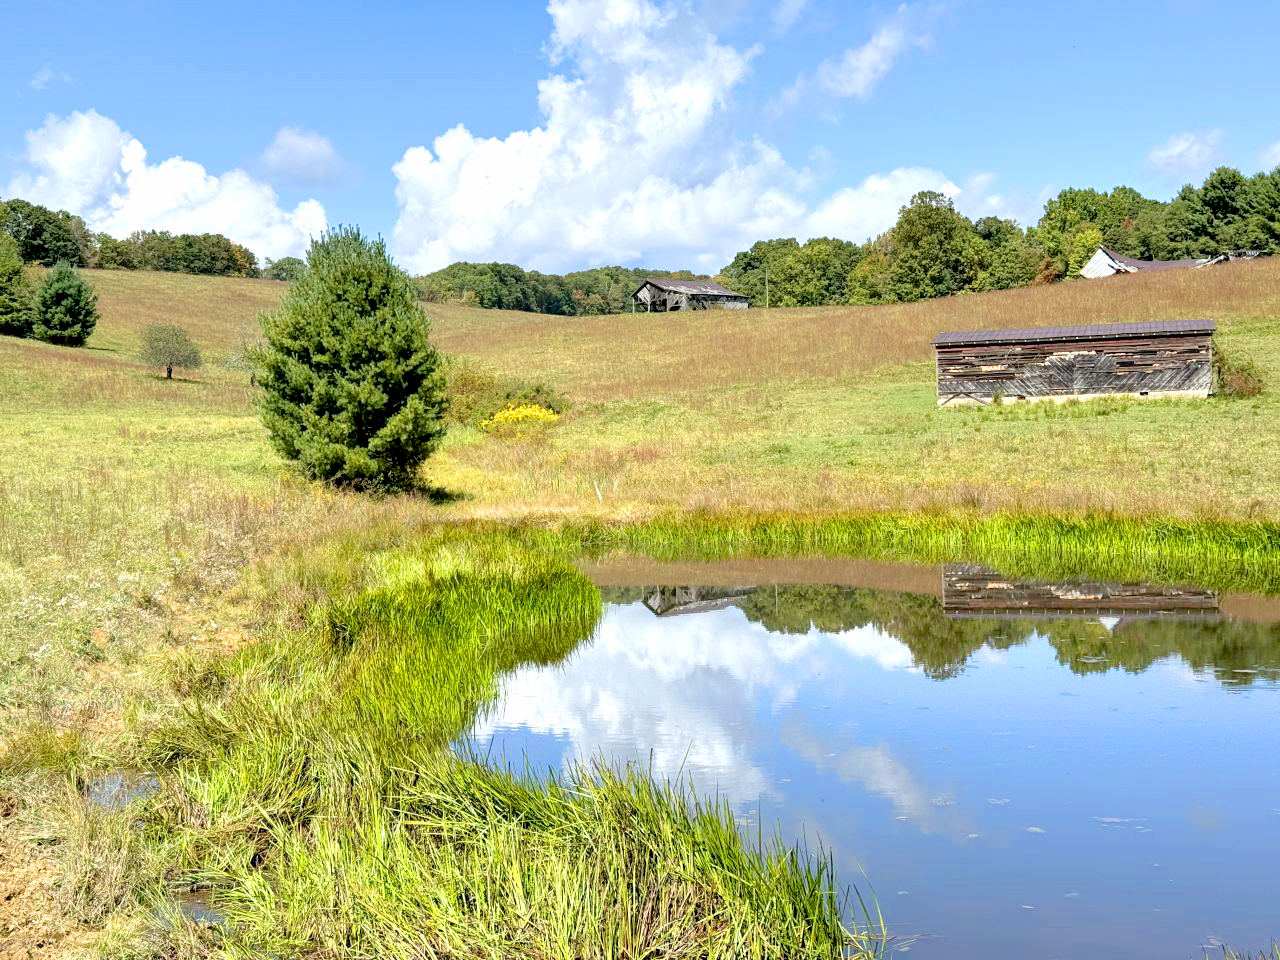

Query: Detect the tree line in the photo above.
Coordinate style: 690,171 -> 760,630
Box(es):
725,164 -> 1280,307
421,163 -> 1280,313
416,263 -> 707,315
0,196 -> 291,279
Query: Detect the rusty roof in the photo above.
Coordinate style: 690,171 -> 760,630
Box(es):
634,277 -> 747,297
933,318 -> 1216,347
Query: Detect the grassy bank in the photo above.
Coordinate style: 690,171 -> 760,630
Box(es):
5,263 -> 1280,955
3,534 -> 871,958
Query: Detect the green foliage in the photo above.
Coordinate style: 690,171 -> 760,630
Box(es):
1215,347 -> 1265,398
444,357 -> 569,427
264,255 -> 306,281
418,261 -> 705,315
32,262 -> 98,346
138,324 -> 202,379
253,227 -> 447,491
97,229 -> 258,276
0,234 -> 34,338
0,198 -> 88,266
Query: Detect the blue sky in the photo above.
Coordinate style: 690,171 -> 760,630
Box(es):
3,0 -> 1279,272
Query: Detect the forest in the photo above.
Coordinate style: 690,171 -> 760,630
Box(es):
0,197 -> 259,277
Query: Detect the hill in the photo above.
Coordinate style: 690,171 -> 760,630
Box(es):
3,260 -> 1280,522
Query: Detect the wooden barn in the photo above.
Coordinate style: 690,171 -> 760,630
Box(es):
932,318 -> 1215,406
632,278 -> 749,312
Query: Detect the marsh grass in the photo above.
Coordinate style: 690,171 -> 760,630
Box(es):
132,536 -> 873,958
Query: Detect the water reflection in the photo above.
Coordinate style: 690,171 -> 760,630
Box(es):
473,567 -> 1280,958
606,574 -> 1280,685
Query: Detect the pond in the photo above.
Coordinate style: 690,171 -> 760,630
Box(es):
466,558 -> 1280,959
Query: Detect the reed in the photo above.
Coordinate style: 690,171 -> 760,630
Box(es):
132,535 -> 876,958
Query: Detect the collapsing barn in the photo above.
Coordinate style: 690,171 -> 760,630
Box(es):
1079,245 -> 1265,280
632,278 -> 749,311
932,319 -> 1216,405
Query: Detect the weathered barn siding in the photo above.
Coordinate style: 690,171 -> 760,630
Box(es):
942,565 -> 1219,619
633,278 -> 749,311
933,319 -> 1215,405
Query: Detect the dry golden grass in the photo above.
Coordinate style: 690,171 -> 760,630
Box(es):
84,269 -> 283,356
428,258 -> 1280,399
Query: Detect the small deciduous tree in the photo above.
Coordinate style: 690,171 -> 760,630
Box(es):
0,234 -> 34,338
139,324 -> 202,379
252,227 -> 448,491
264,256 -> 306,281
32,262 -> 98,346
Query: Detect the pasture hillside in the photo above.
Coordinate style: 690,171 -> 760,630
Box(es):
3,261 -> 1280,520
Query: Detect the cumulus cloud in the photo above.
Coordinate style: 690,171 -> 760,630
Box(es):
261,126 -> 346,186
30,66 -> 70,90
1260,140 -> 1280,170
6,110 -> 326,260
1146,129 -> 1224,179
392,0 -> 952,274
806,167 -> 958,238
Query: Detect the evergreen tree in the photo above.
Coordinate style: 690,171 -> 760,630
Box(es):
32,262 -> 98,346
139,324 -> 202,378
0,235 -> 33,338
252,227 -> 447,491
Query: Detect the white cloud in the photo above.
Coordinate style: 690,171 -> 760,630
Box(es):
1260,141 -> 1280,170
815,5 -> 930,101
806,167 -> 958,239
30,66 -> 70,90
1146,129 -> 1224,179
392,0 -> 952,274
773,0 -> 810,30
6,110 -> 326,261
261,126 -> 345,186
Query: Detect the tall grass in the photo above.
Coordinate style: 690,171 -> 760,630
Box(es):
135,534 -> 874,958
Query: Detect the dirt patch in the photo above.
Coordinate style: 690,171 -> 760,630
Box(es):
0,821 -> 96,960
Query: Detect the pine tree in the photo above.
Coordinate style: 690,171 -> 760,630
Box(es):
252,228 -> 447,491
32,262 -> 98,346
0,235 -> 33,338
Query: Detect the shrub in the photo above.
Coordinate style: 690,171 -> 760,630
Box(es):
252,227 -> 448,491
0,235 -> 33,338
481,404 -> 561,434
32,262 -> 98,346
444,357 -> 569,427
1215,348 -> 1265,398
139,324 -> 202,379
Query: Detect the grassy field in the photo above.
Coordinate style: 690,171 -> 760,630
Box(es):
4,262 -> 1280,956
9,261 -> 1280,522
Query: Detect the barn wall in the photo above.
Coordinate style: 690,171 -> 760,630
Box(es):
935,333 -> 1213,404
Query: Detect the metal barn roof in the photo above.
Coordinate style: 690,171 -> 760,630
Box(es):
932,318 -> 1217,347
635,277 -> 746,297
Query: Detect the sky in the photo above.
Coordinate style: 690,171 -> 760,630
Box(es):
3,0 -> 1279,274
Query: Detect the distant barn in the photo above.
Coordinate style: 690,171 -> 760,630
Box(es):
1079,246 -> 1265,279
932,319 -> 1216,406
632,278 -> 748,312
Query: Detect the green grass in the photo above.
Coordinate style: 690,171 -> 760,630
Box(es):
5,265 -> 1280,954
112,535 -> 873,958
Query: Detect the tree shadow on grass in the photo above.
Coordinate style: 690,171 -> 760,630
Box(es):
401,481 -> 469,505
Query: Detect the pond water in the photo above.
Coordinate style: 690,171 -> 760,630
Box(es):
467,561 -> 1280,959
